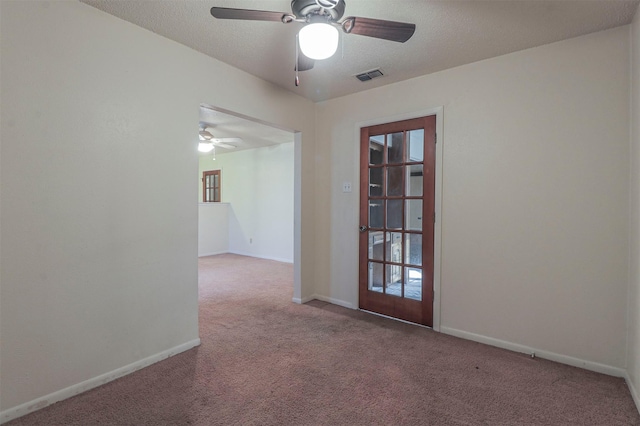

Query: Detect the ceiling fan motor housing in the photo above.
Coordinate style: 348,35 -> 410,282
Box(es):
291,0 -> 345,21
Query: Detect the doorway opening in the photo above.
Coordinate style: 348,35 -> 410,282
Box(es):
197,104 -> 300,300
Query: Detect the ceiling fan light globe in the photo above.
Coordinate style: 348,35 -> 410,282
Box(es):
198,142 -> 215,153
299,23 -> 339,60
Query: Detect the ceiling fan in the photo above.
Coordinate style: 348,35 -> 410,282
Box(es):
210,0 -> 416,75
199,126 -> 241,152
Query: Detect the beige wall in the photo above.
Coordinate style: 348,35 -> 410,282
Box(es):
0,0 -> 315,416
315,27 -> 630,369
627,6 -> 640,405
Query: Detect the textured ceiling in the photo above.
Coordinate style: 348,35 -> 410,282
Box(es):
82,0 -> 639,102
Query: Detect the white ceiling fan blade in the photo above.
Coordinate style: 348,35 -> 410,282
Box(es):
212,137 -> 243,144
212,142 -> 236,149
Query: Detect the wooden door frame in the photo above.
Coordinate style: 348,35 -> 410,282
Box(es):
354,107 -> 443,331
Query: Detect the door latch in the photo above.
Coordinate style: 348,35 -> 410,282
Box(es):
359,226 -> 368,233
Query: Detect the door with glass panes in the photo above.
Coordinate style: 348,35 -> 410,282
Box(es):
359,116 -> 436,326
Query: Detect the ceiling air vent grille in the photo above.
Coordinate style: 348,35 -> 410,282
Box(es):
355,69 -> 384,82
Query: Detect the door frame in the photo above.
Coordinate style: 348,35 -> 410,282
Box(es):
355,107 -> 443,331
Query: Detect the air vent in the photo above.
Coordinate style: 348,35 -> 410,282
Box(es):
355,69 -> 384,82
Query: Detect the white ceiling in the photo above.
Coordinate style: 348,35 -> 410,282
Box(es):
82,0 -> 638,103
199,105 -> 294,154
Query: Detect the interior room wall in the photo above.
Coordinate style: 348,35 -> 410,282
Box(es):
199,142 -> 295,263
198,203 -> 230,257
314,26 -> 630,370
0,0 -> 315,419
627,6 -> 640,404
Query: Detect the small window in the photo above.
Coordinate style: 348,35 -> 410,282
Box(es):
203,170 -> 221,202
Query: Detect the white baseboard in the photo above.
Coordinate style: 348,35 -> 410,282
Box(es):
291,298 -> 632,383
198,250 -> 228,257
292,294 -> 318,304
0,338 -> 201,425
298,294 -> 355,309
229,251 -> 293,264
440,326 -> 625,377
314,294 -> 355,309
625,372 -> 640,415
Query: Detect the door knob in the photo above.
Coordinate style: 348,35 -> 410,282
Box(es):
359,226 -> 368,233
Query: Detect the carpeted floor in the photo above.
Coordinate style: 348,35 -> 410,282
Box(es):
7,253 -> 640,425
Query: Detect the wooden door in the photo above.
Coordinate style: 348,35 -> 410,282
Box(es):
358,116 -> 436,326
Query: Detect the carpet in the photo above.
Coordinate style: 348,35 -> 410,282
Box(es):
7,253 -> 640,425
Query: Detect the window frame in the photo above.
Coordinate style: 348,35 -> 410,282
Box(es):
202,169 -> 221,202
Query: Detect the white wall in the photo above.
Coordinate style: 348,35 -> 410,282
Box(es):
198,203 -> 229,257
199,143 -> 294,263
627,7 -> 640,406
0,0 -> 315,419
315,27 -> 630,370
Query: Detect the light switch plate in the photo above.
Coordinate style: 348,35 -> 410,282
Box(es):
342,182 -> 352,193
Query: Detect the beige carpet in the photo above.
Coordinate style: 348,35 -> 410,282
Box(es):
8,253 -> 640,425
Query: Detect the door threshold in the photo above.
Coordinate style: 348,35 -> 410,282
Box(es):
359,309 -> 433,330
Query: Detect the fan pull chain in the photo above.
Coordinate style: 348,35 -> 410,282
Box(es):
295,34 -> 300,87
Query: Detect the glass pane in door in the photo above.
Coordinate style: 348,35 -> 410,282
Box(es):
369,262 -> 383,293
387,200 -> 403,229
406,199 -> 422,231
405,233 -> 422,266
369,231 -> 384,261
369,135 -> 384,165
387,132 -> 404,164
369,168 -> 383,196
385,232 -> 402,263
406,165 -> 423,196
369,200 -> 384,229
405,267 -> 422,301
408,129 -> 424,162
386,264 -> 403,297
387,166 -> 403,196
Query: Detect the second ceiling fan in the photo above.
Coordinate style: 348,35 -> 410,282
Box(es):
210,0 -> 416,74
199,126 -> 241,152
